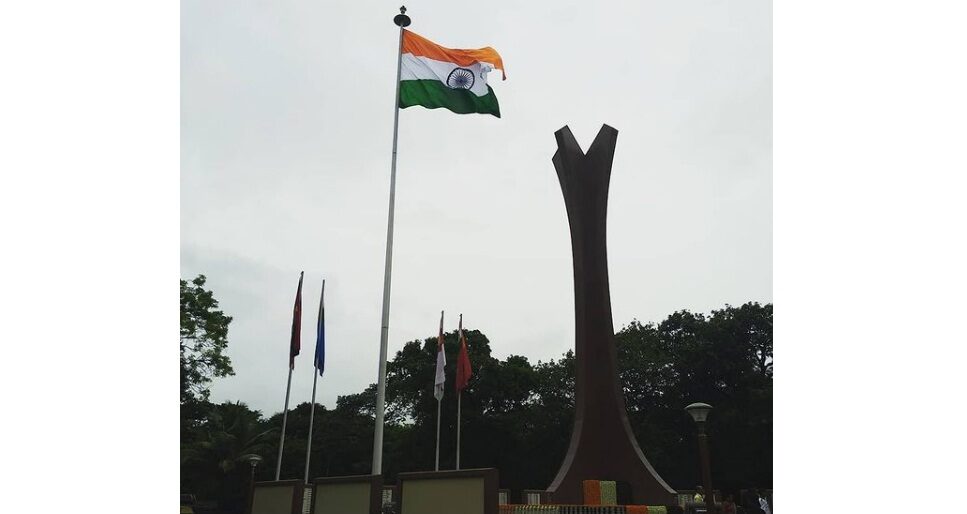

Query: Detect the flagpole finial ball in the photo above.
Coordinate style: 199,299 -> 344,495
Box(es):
394,12 -> 411,27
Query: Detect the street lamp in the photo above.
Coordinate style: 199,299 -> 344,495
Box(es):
685,402 -> 715,513
243,454 -> 263,514
246,454 -> 263,480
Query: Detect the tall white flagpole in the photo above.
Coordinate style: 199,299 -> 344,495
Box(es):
303,280 -> 325,484
372,5 -> 411,476
276,271 -> 303,480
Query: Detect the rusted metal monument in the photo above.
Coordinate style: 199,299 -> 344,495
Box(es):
546,124 -> 677,505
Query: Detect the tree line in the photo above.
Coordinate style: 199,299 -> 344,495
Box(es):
181,275 -> 772,513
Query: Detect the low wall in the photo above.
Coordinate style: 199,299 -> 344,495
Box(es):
311,475 -> 382,514
398,468 -> 499,514
250,480 -> 304,514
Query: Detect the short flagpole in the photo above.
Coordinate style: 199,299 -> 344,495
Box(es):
456,393 -> 462,470
303,280 -> 324,484
372,5 -> 411,476
303,369 -> 318,484
277,272 -> 303,480
275,366 -> 294,481
435,397 -> 442,471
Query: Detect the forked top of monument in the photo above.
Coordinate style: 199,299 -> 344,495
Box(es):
553,124 -> 619,181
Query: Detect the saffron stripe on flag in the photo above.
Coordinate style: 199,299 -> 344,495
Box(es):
402,29 -> 506,79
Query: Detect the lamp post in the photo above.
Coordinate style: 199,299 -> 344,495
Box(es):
244,454 -> 263,514
247,454 -> 263,481
686,402 -> 715,513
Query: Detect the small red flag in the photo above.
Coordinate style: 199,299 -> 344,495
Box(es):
289,272 -> 304,369
455,314 -> 472,393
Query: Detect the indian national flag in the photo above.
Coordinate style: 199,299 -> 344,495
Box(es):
399,30 -> 506,118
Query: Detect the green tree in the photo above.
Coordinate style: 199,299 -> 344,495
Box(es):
259,401 -> 377,482
182,402 -> 275,513
179,301 -> 773,504
616,302 -> 773,492
181,275 -> 235,405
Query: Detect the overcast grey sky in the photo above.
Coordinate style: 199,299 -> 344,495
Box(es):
181,0 -> 771,416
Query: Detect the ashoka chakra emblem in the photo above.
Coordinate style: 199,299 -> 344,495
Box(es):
446,68 -> 475,90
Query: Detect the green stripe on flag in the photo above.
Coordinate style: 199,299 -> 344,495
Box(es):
399,80 -> 501,118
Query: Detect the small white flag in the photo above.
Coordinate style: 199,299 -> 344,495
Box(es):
434,310 -> 446,401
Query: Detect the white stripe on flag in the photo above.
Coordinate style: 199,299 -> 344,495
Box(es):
434,346 -> 446,400
400,53 -> 494,97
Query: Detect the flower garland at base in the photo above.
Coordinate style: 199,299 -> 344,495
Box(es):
498,504 -> 675,514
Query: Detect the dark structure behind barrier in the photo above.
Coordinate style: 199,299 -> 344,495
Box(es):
497,488 -> 511,505
382,485 -> 399,508
522,489 -> 553,505
545,125 -> 677,505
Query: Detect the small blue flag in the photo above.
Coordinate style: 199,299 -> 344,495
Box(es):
314,280 -> 325,376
